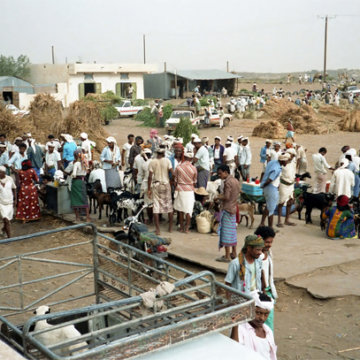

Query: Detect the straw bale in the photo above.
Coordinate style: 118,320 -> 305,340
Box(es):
339,110 -> 360,132
252,120 -> 286,139
0,104 -> 23,139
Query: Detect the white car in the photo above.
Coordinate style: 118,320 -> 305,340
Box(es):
114,100 -> 145,117
343,86 -> 360,99
5,104 -> 29,117
165,110 -> 200,134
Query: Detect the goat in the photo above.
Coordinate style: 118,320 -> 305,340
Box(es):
295,172 -> 312,181
33,305 -> 87,356
109,189 -> 143,224
206,179 -> 222,201
86,179 -> 102,214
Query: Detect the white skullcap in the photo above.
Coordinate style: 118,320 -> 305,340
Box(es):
0,165 -> 6,172
80,132 -> 88,139
106,136 -> 117,144
47,141 -> 55,148
242,137 -> 249,141
144,148 -> 152,154
265,139 -> 272,143
225,141 -> 232,145
164,135 -> 169,139
279,153 -> 291,161
0,143 -> 6,148
26,133 -> 32,137
184,151 -> 194,159
251,291 -> 274,312
215,136 -> 221,141
193,137 -> 202,143
227,135 -> 234,141
237,135 -> 243,140
191,133 -> 197,139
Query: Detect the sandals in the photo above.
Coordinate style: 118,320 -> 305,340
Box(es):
216,256 -> 231,263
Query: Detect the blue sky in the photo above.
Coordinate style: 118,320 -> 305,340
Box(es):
1,0 -> 359,72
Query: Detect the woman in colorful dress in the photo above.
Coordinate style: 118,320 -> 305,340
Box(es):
70,150 -> 90,222
16,160 -> 41,223
322,195 -> 356,239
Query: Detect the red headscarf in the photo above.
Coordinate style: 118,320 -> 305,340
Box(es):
21,159 -> 33,170
337,195 -> 349,207
174,143 -> 184,162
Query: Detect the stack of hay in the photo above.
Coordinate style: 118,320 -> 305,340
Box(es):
339,110 -> 360,132
0,104 -> 23,139
252,120 -> 286,139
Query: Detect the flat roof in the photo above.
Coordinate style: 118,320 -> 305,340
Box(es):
167,69 -> 241,80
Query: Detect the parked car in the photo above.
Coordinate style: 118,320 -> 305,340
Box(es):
114,100 -> 145,117
165,110 -> 200,134
5,104 -> 29,117
198,109 -> 232,128
342,86 -> 360,99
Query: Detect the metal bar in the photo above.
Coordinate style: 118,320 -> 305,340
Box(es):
17,257 -> 24,312
21,256 -> 92,268
0,268 -> 92,291
0,223 -> 96,244
0,240 -> 92,263
25,270 -> 93,310
0,258 -> 17,271
92,225 -> 100,304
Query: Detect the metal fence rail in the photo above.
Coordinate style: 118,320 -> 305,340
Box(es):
0,224 -> 254,360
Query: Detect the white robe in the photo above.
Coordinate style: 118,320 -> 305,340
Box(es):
329,168 -> 355,198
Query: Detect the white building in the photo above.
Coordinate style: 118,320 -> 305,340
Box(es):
26,63 -> 157,108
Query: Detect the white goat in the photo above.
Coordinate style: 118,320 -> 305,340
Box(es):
206,179 -> 222,201
33,305 -> 87,356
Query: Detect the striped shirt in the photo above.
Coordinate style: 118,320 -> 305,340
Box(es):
174,161 -> 197,191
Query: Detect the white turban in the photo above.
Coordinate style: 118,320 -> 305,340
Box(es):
61,134 -> 73,143
346,148 -> 356,157
279,153 -> 291,161
106,136 -> 117,144
0,165 -> 6,172
80,132 -> 88,140
286,148 -> 296,155
251,291 -> 274,311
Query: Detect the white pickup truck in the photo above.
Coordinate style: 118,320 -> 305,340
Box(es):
114,100 -> 145,117
165,110 -> 200,134
5,104 -> 29,117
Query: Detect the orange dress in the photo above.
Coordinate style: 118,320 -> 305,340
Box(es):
16,168 -> 41,221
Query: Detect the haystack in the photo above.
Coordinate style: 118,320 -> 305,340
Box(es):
54,100 -> 109,155
0,104 -> 23,139
339,110 -> 360,132
27,94 -> 63,142
262,99 -> 297,118
252,120 -> 286,139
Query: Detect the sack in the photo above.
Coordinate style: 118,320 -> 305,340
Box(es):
196,210 -> 213,234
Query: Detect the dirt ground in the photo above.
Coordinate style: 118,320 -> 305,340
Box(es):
1,215 -> 359,360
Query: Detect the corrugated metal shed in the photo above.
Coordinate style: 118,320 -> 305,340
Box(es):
0,76 -> 34,94
166,69 -> 241,81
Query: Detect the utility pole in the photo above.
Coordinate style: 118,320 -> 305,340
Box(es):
226,61 -> 229,72
143,34 -> 146,64
51,45 -> 55,64
323,16 -> 328,83
174,69 -> 178,99
164,62 -> 167,72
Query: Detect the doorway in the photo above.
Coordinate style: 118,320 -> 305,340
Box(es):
84,83 -> 96,96
2,91 -> 13,104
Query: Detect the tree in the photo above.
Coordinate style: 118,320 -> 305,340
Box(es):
173,117 -> 199,145
0,54 -> 31,79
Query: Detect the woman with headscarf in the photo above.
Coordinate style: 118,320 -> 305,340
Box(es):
70,149 -> 90,222
148,129 -> 161,153
100,137 -> 121,190
322,195 -> 356,239
60,134 -> 77,170
16,160 -> 41,223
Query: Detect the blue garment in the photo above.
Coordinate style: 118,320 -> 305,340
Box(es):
263,184 -> 280,216
354,174 -> 360,197
27,145 -> 44,169
260,145 -> 268,163
211,144 -> 224,163
8,152 -> 28,170
100,146 -> 121,170
0,152 -> 9,166
63,142 -> 77,162
260,160 -> 282,187
225,257 -> 262,295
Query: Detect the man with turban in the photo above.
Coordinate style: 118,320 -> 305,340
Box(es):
329,158 -> 355,198
0,166 -> 16,238
232,291 -> 277,360
225,234 -> 264,294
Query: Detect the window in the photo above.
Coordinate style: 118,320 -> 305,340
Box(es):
120,73 -> 129,80
84,73 -> 94,81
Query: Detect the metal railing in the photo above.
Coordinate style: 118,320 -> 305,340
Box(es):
0,224 -> 254,360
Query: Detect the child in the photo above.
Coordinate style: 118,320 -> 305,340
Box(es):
285,119 -> 295,143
